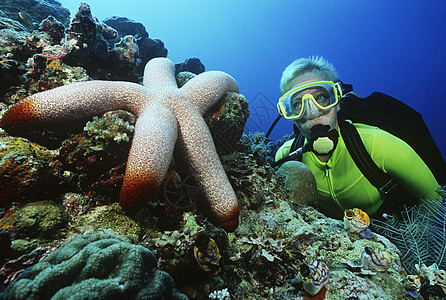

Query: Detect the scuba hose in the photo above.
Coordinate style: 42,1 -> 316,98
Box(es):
271,124 -> 339,167
265,115 -> 282,139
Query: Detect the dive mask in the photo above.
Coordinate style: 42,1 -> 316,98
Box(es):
277,81 -> 343,120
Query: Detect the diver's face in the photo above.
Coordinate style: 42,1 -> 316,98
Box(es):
289,73 -> 339,139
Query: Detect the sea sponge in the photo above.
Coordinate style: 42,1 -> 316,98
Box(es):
0,232 -> 187,299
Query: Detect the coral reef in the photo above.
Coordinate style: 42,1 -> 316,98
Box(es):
112,35 -> 139,66
0,2 -> 169,101
276,160 -> 318,206
103,16 -> 168,78
13,200 -> 69,240
0,57 -> 241,230
102,16 -> 148,39
57,114 -> 133,194
177,72 -> 250,156
0,232 -> 188,299
176,71 -> 197,88
206,92 -> 250,155
83,114 -> 135,143
1,123 -> 441,298
0,231 -> 11,266
38,15 -> 65,43
208,288 -> 230,300
1,1 -> 445,299
61,192 -> 93,216
71,204 -> 145,239
0,136 -> 61,206
372,198 -> 446,274
240,132 -> 270,164
0,0 -> 70,26
0,200 -> 69,258
175,57 -> 205,76
0,246 -> 54,288
265,132 -> 295,165
222,146 -> 284,211
224,195 -> 410,299
0,23 -> 74,101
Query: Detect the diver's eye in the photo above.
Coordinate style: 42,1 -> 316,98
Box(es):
316,94 -> 330,106
292,98 -> 302,112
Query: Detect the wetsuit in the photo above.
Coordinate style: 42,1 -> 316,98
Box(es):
275,123 -> 441,218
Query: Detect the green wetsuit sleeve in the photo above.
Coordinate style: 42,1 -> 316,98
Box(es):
368,128 -> 441,200
275,139 -> 295,162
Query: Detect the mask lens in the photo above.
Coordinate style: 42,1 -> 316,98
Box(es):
291,86 -> 331,107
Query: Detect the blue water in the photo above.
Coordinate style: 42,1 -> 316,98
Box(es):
60,0 -> 446,159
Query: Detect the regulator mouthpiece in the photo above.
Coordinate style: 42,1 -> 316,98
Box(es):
308,124 -> 339,156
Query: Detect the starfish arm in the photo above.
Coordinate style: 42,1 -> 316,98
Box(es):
0,81 -> 150,132
142,58 -> 178,91
176,104 -> 239,230
119,101 -> 178,213
181,71 -> 239,114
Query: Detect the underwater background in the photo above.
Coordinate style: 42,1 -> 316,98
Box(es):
60,0 -> 446,159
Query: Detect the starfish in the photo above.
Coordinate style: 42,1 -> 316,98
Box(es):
0,57 -> 240,230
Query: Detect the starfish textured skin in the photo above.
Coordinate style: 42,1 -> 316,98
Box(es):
0,57 -> 240,230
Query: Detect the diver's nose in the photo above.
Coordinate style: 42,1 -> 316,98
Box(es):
303,98 -> 321,119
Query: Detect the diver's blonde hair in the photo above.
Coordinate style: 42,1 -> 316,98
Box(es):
280,56 -> 339,95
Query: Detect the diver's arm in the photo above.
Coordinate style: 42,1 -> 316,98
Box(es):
274,139 -> 295,162
368,129 -> 441,201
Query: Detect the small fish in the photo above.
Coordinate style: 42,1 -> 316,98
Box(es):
404,275 -> 421,299
18,12 -> 35,29
344,208 -> 370,233
361,246 -> 392,272
297,258 -> 330,296
193,232 -> 222,275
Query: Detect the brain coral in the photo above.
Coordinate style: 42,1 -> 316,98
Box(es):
0,232 -> 187,300
276,161 -> 318,206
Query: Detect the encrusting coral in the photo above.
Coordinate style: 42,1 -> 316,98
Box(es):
0,57 -> 241,230
0,136 -> 61,207
13,201 -> 69,240
56,115 -> 132,193
0,232 -> 188,300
